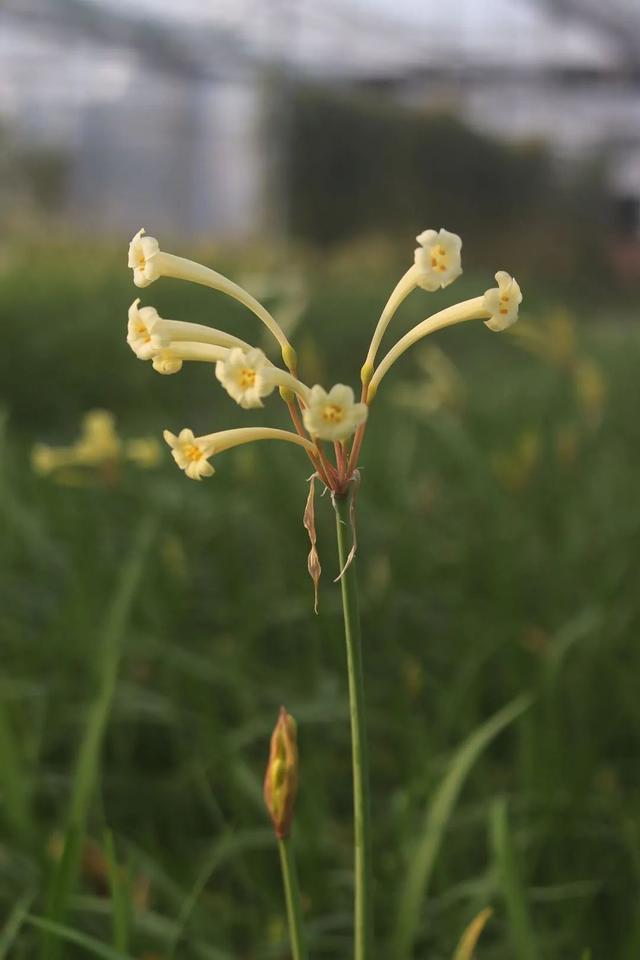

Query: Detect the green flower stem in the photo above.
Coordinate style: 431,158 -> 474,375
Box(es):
277,836 -> 308,960
334,492 -> 373,960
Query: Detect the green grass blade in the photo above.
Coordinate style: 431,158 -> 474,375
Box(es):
42,515 -> 155,960
28,916 -> 136,960
0,892 -> 35,959
0,698 -> 31,841
167,828 -> 273,959
104,830 -> 131,953
393,693 -> 532,960
490,796 -> 539,960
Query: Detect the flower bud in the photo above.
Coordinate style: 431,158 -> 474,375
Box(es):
263,707 -> 299,839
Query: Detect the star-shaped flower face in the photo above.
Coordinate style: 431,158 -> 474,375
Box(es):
215,347 -> 275,409
483,271 -> 522,331
128,228 -> 161,288
302,384 -> 368,442
414,228 -> 463,292
127,299 -> 163,359
163,428 -> 215,480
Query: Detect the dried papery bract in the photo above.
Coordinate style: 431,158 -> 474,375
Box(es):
303,475 -> 322,614
264,707 -> 299,840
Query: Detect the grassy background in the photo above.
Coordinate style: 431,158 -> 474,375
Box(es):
1,244 -> 639,959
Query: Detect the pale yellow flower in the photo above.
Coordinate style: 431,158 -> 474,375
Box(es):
214,347 -> 276,409
127,298 -> 251,361
163,426 -> 317,480
163,428 -> 216,480
127,299 -> 163,359
127,230 -> 296,368
483,271 -> 522,331
128,228 -> 162,288
31,443 -> 65,476
302,384 -> 368,442
74,410 -> 121,464
124,438 -> 162,469
414,228 -> 462,292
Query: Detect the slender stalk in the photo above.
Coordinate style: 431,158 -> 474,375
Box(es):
334,493 -> 373,960
277,837 -> 308,960
316,442 -> 339,487
286,400 -> 330,487
347,420 -> 367,477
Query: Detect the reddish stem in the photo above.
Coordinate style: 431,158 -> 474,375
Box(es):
287,400 -> 331,488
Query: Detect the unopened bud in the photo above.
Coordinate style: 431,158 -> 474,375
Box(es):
279,385 -> 295,404
282,343 -> 298,373
360,360 -> 374,386
264,707 -> 299,839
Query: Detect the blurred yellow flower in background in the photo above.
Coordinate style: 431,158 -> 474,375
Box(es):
32,409 -> 161,484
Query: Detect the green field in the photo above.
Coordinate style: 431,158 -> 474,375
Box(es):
1,246 -> 639,959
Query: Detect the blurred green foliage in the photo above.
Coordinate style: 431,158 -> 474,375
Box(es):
0,247 -> 639,958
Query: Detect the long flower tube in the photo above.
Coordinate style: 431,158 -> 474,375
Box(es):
367,297 -> 490,400
163,426 -> 317,479
361,228 -> 463,388
361,265 -> 418,386
129,230 -> 297,369
160,342 -> 230,363
128,299 -> 251,358
256,365 -> 312,405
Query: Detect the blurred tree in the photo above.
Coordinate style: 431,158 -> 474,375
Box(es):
286,84 -> 610,284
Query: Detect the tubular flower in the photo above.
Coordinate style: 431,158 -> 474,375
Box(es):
127,299 -> 250,360
163,426 -> 317,480
302,384 -> 368,442
128,229 -> 162,288
483,271 -> 523,331
215,347 -> 276,409
414,228 -> 462,292
127,229 -> 296,368
163,428 -> 216,480
127,299 -> 163,359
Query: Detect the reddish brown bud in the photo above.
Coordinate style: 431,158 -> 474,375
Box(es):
263,707 -> 299,839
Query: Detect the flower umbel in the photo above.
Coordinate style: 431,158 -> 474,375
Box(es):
302,384 -> 368,443
126,228 -> 521,493
483,271 -> 523,331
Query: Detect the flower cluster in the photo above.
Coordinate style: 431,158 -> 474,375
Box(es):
32,409 -> 161,483
126,227 -> 522,489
